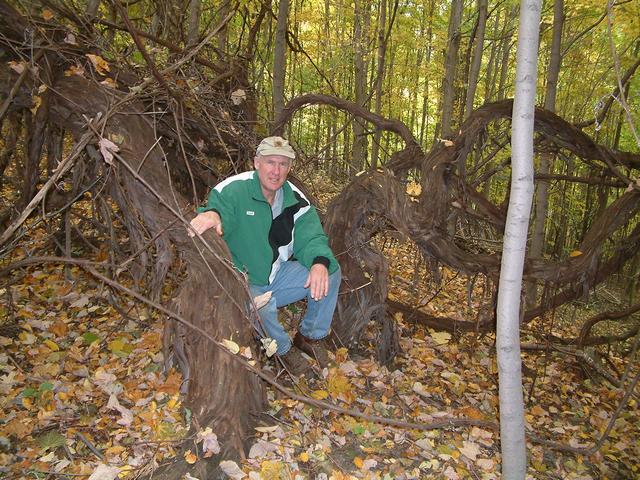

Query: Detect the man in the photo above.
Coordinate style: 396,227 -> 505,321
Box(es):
189,136 -> 341,375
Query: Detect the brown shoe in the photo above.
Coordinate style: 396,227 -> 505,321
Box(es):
293,333 -> 330,368
279,347 -> 311,375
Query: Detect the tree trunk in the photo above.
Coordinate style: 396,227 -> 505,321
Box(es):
419,0 -> 435,146
464,0 -> 487,120
272,0 -> 289,126
86,0 -> 100,19
438,0 -> 463,140
186,0 -> 201,47
352,0 -> 369,173
496,7 -> 516,100
497,0 -> 542,477
217,0 -> 232,55
526,0 -> 563,309
370,0 -> 387,171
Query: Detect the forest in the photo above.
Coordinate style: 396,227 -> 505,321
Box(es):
0,0 -> 638,478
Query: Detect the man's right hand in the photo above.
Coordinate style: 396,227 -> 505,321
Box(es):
188,211 -> 223,237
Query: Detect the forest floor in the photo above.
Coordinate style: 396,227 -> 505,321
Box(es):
1,174 -> 639,479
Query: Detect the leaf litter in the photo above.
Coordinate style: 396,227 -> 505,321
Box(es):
0,234 -> 639,479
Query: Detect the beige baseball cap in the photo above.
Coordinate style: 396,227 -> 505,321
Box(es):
255,136 -> 296,160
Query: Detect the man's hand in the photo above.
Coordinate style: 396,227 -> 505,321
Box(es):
305,264 -> 329,301
188,211 -> 223,237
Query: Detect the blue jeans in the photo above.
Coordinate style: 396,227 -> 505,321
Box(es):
249,261 -> 341,355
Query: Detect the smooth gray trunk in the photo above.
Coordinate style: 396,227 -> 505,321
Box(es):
497,0 -> 542,477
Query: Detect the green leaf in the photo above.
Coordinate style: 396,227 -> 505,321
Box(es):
21,387 -> 38,398
39,382 -> 54,392
351,423 -> 366,435
82,332 -> 100,344
37,431 -> 66,452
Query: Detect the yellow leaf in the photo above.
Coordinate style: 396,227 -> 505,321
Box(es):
101,78 -> 117,90
431,331 -> 451,345
104,445 -> 126,459
108,339 -> 125,353
42,8 -> 54,20
86,54 -> 110,76
44,339 -> 59,351
222,339 -> 240,354
311,389 -> 329,400
569,250 -> 583,257
118,465 -> 133,478
298,452 -> 309,463
19,331 -> 37,345
327,371 -> 354,403
184,450 -> 197,464
64,65 -> 85,77
30,95 -> 41,114
353,456 -> 364,468
166,395 -> 180,410
260,460 -> 286,478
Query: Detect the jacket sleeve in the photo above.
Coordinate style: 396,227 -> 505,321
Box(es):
293,206 -> 338,272
196,186 -> 237,236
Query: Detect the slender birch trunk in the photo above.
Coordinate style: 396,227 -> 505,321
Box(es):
497,0 -> 542,477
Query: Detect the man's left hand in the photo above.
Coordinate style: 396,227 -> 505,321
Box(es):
305,264 -> 329,301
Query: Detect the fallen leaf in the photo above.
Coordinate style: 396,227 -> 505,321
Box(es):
569,250 -> 583,257
184,449 -> 197,464
443,465 -> 460,480
196,427 -> 221,457
64,32 -> 77,45
8,61 -> 25,74
219,460 -> 246,479
431,331 -> 451,345
222,339 -> 240,355
107,394 -> 134,426
99,137 -> 119,165
459,440 -> 481,461
531,404 -> 547,416
230,89 -> 246,105
477,458 -> 495,471
88,464 -> 119,480
260,338 -> 277,357
253,291 -> 272,310
86,54 -> 110,75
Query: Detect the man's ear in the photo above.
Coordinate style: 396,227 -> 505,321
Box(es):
253,156 -> 259,169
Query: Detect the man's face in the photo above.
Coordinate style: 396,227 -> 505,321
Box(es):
254,154 -> 291,197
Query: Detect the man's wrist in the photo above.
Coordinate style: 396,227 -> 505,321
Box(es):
312,256 -> 330,268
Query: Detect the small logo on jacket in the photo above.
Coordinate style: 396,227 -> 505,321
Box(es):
246,210 -> 255,216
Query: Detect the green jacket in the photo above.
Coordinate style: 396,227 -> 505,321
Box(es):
198,171 -> 339,286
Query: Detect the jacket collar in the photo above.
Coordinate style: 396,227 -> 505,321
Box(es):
250,171 -> 297,207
